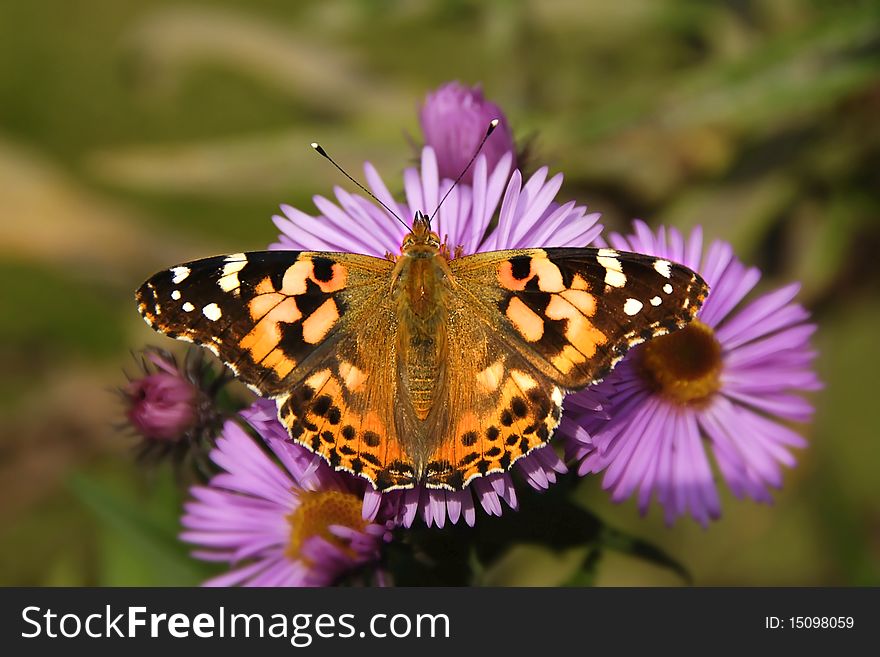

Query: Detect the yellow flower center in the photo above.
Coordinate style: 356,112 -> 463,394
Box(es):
635,319 -> 723,406
286,489 -> 368,566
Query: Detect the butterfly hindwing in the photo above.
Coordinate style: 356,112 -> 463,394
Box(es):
420,328 -> 565,490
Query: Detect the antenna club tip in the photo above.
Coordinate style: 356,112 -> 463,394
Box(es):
490,118 -> 500,127
310,142 -> 319,149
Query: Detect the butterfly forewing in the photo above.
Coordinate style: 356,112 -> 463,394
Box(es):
450,247 -> 708,389
136,251 -> 389,395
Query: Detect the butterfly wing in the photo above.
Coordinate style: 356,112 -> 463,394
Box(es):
419,321 -> 567,490
450,247 -> 708,388
136,245 -> 708,492
136,250 -> 417,489
137,251 -> 384,394
418,247 -> 708,490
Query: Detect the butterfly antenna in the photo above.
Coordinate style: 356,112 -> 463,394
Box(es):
311,142 -> 410,231
429,119 -> 499,229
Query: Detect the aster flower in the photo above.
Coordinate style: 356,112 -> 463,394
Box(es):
181,401 -> 393,586
121,347 -> 224,468
271,145 -> 605,527
567,221 -> 820,526
420,81 -> 516,183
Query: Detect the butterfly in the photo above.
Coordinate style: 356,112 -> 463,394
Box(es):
136,212 -> 708,491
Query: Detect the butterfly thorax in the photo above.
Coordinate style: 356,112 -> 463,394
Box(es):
391,213 -> 455,421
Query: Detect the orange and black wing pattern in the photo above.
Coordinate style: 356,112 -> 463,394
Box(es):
451,247 -> 708,389
136,251 -> 386,395
415,247 -> 708,490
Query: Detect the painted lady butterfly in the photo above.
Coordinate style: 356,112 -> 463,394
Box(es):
136,210 -> 708,491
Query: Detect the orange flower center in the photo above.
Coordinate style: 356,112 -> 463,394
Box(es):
635,320 -> 723,406
286,489 -> 368,565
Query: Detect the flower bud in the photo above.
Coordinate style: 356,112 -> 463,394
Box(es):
420,81 -> 515,183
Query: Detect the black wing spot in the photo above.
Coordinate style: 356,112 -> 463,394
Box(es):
341,425 -> 356,441
362,431 -> 381,447
486,426 -> 500,441
288,421 -> 305,440
361,453 -> 382,468
327,407 -> 342,425
426,460 -> 452,477
510,256 -> 532,280
311,256 -> 335,283
510,396 -> 528,418
461,431 -> 478,447
500,410 -> 514,426
295,279 -> 328,317
311,395 -> 333,416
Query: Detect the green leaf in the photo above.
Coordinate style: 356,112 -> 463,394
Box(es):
68,470 -> 208,586
599,525 -> 692,585
562,548 -> 602,587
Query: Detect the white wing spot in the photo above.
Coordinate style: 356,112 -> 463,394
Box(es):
605,269 -> 627,288
663,283 -> 673,294
653,259 -> 672,279
597,254 -> 626,288
650,296 -> 662,306
219,255 -> 247,293
171,266 -> 190,284
623,298 -> 643,316
203,303 -> 222,321
182,302 -> 195,312
171,290 -> 181,300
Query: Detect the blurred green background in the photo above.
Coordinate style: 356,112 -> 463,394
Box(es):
1,0 -> 879,586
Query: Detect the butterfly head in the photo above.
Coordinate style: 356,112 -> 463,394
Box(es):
401,212 -> 442,257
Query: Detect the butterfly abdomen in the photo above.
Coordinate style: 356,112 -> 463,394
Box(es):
394,255 -> 450,422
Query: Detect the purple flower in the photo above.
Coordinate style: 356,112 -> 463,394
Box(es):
567,221 -> 820,526
125,350 -> 198,441
181,401 -> 393,586
271,145 -> 605,527
420,81 -> 515,183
